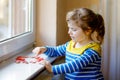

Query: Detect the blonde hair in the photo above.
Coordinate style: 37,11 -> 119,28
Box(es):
66,8 -> 105,44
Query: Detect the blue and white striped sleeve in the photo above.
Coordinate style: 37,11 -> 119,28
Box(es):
44,42 -> 69,57
52,49 -> 101,74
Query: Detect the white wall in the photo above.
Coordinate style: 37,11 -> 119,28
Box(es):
36,0 -> 57,46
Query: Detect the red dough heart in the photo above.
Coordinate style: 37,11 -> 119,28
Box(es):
15,56 -> 44,64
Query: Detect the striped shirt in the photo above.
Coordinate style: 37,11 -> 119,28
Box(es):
44,40 -> 104,80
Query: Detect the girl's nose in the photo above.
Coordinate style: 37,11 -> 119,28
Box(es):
68,30 -> 70,34
68,29 -> 72,35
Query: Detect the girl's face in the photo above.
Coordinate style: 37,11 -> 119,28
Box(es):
68,21 -> 88,43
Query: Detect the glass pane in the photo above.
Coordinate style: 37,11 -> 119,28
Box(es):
0,0 -> 32,41
0,0 -> 9,41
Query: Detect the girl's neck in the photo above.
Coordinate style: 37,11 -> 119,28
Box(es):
73,39 -> 93,48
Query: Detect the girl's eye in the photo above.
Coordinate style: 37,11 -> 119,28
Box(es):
72,29 -> 77,31
68,27 -> 77,31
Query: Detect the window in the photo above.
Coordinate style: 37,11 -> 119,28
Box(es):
0,0 -> 32,41
0,0 -> 35,60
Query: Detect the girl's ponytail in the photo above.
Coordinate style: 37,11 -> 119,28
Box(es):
91,14 -> 105,44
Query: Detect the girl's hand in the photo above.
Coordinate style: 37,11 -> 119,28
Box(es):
40,60 -> 52,72
32,47 -> 47,56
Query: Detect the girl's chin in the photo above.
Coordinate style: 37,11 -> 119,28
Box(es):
71,37 -> 77,42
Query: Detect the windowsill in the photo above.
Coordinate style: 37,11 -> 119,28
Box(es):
0,48 -> 56,80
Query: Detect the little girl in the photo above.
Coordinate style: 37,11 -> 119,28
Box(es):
32,8 -> 105,80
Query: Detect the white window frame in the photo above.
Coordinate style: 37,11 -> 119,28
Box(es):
0,0 -> 36,62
